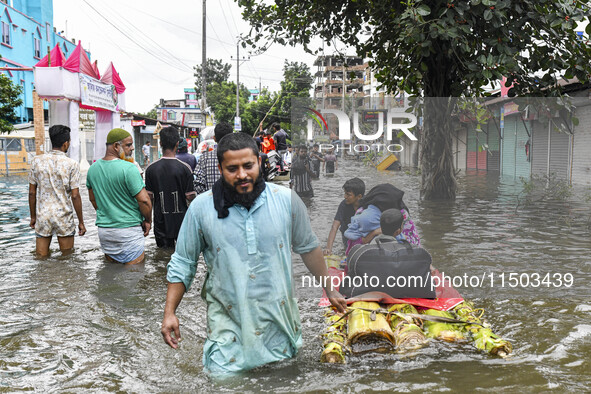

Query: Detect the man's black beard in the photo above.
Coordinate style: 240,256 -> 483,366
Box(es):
221,173 -> 266,210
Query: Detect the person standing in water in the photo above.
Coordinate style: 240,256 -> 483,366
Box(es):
145,126 -> 196,249
322,147 -> 338,175
309,143 -> 324,178
290,145 -> 315,198
161,132 -> 346,373
86,128 -> 152,264
28,125 -> 86,256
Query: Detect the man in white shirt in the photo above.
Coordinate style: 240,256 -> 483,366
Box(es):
282,145 -> 293,166
142,141 -> 151,166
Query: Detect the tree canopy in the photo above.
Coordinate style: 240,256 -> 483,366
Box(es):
207,80 -> 251,125
194,58 -> 232,97
139,105 -> 158,119
194,58 -> 313,136
236,0 -> 591,199
0,73 -> 23,134
237,0 -> 591,97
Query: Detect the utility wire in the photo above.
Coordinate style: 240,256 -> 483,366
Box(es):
113,1 -> 237,47
206,16 -> 234,58
81,0 -> 191,73
78,6 -> 193,85
93,0 -> 195,71
225,0 -> 242,40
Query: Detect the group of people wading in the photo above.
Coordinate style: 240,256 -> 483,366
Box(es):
28,123 -> 430,374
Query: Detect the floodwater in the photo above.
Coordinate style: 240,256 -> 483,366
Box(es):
1,158 -> 590,392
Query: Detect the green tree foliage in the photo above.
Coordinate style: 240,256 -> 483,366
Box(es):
278,61 -> 313,121
194,58 -> 232,97
0,73 -> 23,134
248,89 -> 284,129
138,105 -> 158,119
246,61 -> 313,136
235,0 -> 591,199
208,81 -> 251,127
197,59 -> 313,137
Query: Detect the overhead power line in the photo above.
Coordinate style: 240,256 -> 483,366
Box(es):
78,6 -> 193,84
82,0 -> 191,73
93,0 -> 195,71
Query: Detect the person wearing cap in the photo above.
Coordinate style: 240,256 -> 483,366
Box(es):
28,124 -> 86,257
175,137 -> 196,172
86,128 -> 152,264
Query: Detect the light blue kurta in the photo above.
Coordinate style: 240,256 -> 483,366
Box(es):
167,183 -> 319,373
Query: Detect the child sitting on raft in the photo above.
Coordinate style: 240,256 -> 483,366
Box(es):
344,183 -> 420,255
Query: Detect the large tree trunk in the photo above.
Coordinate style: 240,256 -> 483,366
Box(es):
420,97 -> 457,200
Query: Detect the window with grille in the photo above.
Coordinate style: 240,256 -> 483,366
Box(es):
25,139 -> 35,152
34,37 -> 40,57
5,139 -> 22,152
1,21 -> 10,45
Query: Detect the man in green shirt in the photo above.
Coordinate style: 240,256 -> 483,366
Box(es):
86,128 -> 152,264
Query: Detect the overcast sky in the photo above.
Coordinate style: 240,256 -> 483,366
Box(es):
52,0 -> 329,113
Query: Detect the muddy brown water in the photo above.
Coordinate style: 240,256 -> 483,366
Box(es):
1,159 -> 590,392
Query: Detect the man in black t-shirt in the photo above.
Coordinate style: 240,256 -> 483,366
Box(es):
145,126 -> 196,248
323,177 -> 365,255
271,123 -> 288,171
272,123 -> 288,151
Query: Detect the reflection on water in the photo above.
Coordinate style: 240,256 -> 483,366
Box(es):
0,162 -> 590,391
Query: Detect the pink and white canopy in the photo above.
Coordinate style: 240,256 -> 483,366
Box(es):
100,62 -> 126,94
34,44 -> 66,67
62,42 -> 100,79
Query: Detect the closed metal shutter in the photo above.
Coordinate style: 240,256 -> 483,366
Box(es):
454,127 -> 467,172
501,117 -> 516,177
531,119 -> 549,177
549,130 -> 571,180
514,118 -> 531,179
466,126 -> 478,169
571,107 -> 591,185
487,122 -> 501,172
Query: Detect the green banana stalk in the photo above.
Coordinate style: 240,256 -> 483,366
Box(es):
452,302 -> 512,357
320,308 -> 348,363
421,309 -> 466,342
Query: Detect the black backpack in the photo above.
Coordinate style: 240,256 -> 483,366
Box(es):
340,238 -> 436,299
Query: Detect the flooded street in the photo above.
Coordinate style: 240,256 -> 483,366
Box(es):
1,159 -> 590,392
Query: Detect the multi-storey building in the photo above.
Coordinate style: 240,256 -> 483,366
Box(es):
0,0 -> 78,124
313,55 -> 366,109
156,89 -> 204,132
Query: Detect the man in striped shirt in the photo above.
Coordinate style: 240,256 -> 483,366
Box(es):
193,122 -> 233,194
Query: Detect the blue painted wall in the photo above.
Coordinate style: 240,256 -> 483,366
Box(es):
0,0 -> 82,124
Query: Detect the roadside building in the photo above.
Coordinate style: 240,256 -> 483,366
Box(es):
156,88 -> 205,143
314,54 -> 365,109
0,0 -> 78,124
248,88 -> 260,102
570,99 -> 591,186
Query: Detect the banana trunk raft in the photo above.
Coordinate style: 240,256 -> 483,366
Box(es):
319,256 -> 512,362
320,301 -> 512,363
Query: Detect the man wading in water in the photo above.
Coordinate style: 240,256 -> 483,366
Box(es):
86,128 -> 152,264
161,132 -> 346,373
